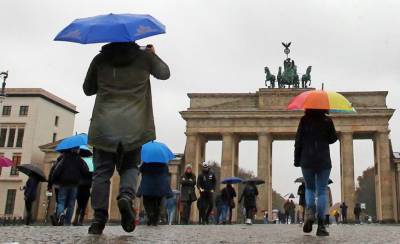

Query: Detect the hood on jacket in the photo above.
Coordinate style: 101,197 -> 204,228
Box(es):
100,42 -> 140,67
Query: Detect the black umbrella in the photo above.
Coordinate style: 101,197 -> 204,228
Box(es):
17,164 -> 47,182
288,193 -> 296,199
243,178 -> 265,185
294,177 -> 304,183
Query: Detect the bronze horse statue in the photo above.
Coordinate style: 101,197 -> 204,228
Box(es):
301,66 -> 312,88
264,67 -> 276,88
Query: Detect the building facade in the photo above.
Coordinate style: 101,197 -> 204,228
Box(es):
0,88 -> 77,220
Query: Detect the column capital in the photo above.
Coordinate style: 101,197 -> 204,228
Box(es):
221,132 -> 234,137
376,129 -> 390,135
257,132 -> 273,141
185,131 -> 198,137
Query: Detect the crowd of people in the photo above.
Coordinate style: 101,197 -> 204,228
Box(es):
19,39 -> 360,239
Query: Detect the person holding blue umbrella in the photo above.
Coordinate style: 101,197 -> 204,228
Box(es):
137,141 -> 174,226
55,13 -> 170,234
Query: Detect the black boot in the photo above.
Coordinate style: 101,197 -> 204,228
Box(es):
316,218 -> 329,236
118,197 -> 136,232
88,222 -> 105,235
303,208 -> 315,233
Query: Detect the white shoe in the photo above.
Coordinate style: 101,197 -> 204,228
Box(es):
245,218 -> 252,225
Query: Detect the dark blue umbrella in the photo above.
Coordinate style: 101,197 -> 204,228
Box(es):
55,134 -> 88,152
54,13 -> 166,44
141,141 -> 174,164
221,177 -> 243,184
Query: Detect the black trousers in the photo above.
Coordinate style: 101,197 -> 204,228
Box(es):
143,196 -> 162,224
74,185 -> 91,223
181,201 -> 192,224
91,147 -> 141,223
198,192 -> 213,224
25,200 -> 33,225
245,206 -> 254,219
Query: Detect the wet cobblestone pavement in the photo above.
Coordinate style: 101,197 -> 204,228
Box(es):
0,224 -> 399,244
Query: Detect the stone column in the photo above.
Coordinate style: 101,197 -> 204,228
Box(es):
221,133 -> 239,222
184,133 -> 207,223
340,132 -> 355,221
257,132 -> 272,221
374,131 -> 395,222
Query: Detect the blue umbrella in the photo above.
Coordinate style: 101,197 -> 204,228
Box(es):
82,157 -> 94,172
54,13 -> 166,44
221,177 -> 243,184
141,141 -> 174,164
55,134 -> 88,152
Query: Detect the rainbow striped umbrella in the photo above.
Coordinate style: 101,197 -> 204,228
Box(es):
288,90 -> 355,113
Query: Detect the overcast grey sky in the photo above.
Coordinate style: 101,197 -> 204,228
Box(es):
1,0 -> 399,204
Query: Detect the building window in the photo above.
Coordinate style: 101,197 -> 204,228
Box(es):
55,116 -> 59,127
0,128 -> 6,147
16,128 -> 24,148
52,133 -> 57,143
7,128 -> 15,148
19,106 -> 29,116
4,189 -> 16,215
10,154 -> 21,176
2,106 -> 11,116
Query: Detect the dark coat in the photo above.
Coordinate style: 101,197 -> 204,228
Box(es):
294,110 -> 338,170
47,155 -> 63,190
180,172 -> 197,202
297,183 -> 306,207
137,163 -> 173,198
24,176 -> 40,201
239,184 -> 258,208
221,185 -> 236,205
51,152 -> 89,187
79,171 -> 93,187
197,170 -> 216,192
83,42 -> 170,152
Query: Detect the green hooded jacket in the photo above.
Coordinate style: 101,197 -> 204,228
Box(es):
83,42 -> 170,152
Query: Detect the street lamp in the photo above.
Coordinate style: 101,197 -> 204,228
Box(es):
0,71 -> 8,103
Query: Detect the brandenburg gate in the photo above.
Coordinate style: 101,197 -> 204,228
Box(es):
180,88 -> 397,223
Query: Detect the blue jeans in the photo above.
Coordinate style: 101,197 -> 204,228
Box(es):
167,206 -> 176,225
219,204 -> 229,223
301,168 -> 331,219
57,186 -> 78,225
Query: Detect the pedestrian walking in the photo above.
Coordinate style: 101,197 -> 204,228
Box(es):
239,182 -> 258,225
214,193 -> 223,224
51,148 -> 89,226
294,109 -> 338,236
297,182 -> 306,223
72,171 -> 93,226
220,184 -> 236,224
283,200 -> 290,224
289,200 -> 296,224
165,193 -> 178,225
84,41 -> 170,235
137,162 -> 173,226
197,162 -> 216,224
354,203 -> 362,224
325,186 -> 333,226
333,209 -> 340,224
47,155 -> 63,226
179,164 -> 197,224
22,175 -> 41,225
340,202 -> 348,224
